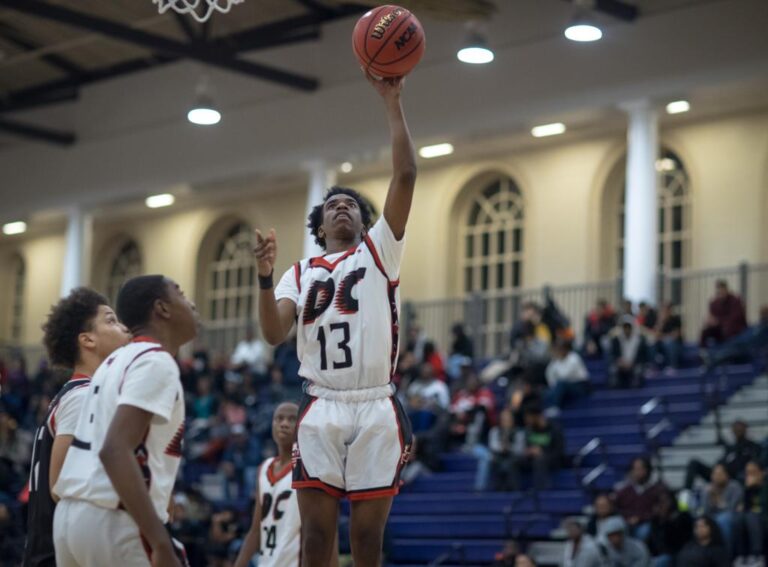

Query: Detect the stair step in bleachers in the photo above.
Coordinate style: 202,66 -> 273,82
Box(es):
387,515 -> 557,539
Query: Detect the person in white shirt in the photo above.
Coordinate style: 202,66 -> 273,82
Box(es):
562,519 -> 603,567
253,73 -> 416,567
53,275 -> 198,567
230,327 -> 271,378
544,340 -> 590,410
407,362 -> 450,410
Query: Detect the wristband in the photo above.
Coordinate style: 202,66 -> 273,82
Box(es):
258,271 -> 274,290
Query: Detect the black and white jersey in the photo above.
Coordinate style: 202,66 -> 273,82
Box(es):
23,373 -> 90,567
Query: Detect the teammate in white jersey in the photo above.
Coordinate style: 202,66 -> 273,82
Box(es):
254,74 -> 416,567
53,275 -> 198,567
24,288 -> 130,567
234,402 -> 301,567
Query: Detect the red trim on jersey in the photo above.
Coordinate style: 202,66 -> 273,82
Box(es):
70,372 -> 90,380
309,244 -> 358,272
164,422 -> 185,458
292,480 -> 345,499
267,457 -> 293,485
347,486 -> 400,501
293,262 -> 302,293
117,347 -> 165,394
363,234 -> 390,281
131,335 -> 160,344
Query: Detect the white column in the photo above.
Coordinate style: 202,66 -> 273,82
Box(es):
621,99 -> 659,304
303,160 -> 338,258
60,207 -> 93,296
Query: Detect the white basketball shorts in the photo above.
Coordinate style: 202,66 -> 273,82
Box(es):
292,384 -> 412,500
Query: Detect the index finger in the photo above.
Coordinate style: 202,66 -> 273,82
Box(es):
254,229 -> 265,244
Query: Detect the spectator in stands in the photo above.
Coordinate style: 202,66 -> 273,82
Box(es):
544,339 -> 590,412
405,323 -> 428,361
450,368 -> 496,490
584,298 -> 617,358
489,408 -> 525,491
598,515 -> 651,567
645,489 -> 693,567
207,509 -> 241,567
563,519 -> 603,567
735,460 -> 768,563
508,305 -> 552,387
609,317 -> 649,388
702,462 -> 743,548
219,423 -> 261,499
272,331 -> 301,387
636,302 -> 658,331
422,341 -> 446,380
515,555 -> 537,567
393,350 -> 419,391
587,493 -> 616,537
406,362 -> 450,432
677,516 -> 730,567
509,405 -> 564,490
707,305 -> 768,368
450,322 -> 474,358
700,280 -> 748,347
230,326 -> 271,381
509,375 -> 542,428
685,420 -> 763,489
192,375 -> 218,420
615,457 -> 667,540
653,302 -> 684,369
2,354 -> 30,422
0,412 -> 32,492
621,299 -> 635,317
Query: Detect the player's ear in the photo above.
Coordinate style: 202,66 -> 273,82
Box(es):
154,298 -> 172,320
78,331 -> 96,352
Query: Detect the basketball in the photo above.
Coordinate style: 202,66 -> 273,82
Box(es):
352,5 -> 425,79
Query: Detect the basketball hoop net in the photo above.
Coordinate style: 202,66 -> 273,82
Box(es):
153,0 -> 245,23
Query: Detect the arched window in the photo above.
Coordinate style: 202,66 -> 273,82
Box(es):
459,174 -> 525,356
205,222 -> 256,338
461,175 -> 524,294
10,254 -> 25,342
106,241 -> 143,305
618,150 -> 691,302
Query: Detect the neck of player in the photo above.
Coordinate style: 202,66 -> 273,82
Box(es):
132,325 -> 184,356
74,351 -> 101,378
324,235 -> 362,255
276,442 -> 292,467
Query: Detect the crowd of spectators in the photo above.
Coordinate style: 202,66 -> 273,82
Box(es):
1,278 -> 767,566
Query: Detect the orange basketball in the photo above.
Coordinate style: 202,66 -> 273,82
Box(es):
352,5 -> 425,79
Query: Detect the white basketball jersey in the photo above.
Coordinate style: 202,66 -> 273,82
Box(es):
274,217 -> 405,391
53,338 -> 185,524
257,457 -> 300,567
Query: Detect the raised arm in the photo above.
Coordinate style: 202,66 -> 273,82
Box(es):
367,75 -> 417,240
254,228 -> 296,346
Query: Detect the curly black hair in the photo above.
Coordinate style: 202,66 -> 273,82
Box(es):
306,186 -> 373,250
116,275 -> 169,333
42,287 -> 109,369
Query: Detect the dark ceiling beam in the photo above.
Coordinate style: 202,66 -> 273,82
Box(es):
0,0 -> 319,91
0,22 -> 85,76
0,87 -> 79,113
293,0 -> 338,17
173,11 -> 200,43
594,0 -> 638,21
0,116 -> 75,145
562,0 -> 638,22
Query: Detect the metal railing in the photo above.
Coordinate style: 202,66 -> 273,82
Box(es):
428,542 -> 466,567
638,396 -> 675,474
573,437 -> 610,492
405,261 -> 768,360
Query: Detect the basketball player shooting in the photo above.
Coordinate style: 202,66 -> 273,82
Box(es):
253,73 -> 416,567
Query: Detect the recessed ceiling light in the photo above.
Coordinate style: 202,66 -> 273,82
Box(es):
531,123 -> 566,138
2,221 -> 27,235
340,162 -> 353,173
564,23 -> 602,42
145,194 -> 175,208
666,100 -> 690,114
418,143 -> 454,159
457,33 -> 494,64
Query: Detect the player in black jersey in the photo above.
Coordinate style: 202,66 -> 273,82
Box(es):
23,288 -> 130,567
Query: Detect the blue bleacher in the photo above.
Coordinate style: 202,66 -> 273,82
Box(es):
383,359 -> 763,566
